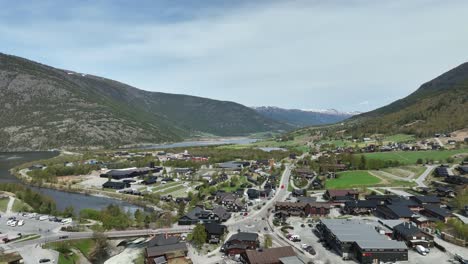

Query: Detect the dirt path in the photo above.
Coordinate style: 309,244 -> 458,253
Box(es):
6,196 -> 15,214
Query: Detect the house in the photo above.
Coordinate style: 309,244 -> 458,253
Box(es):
275,202 -> 330,217
241,246 -> 296,264
100,167 -> 156,180
102,181 -> 128,190
343,200 -> 378,215
145,243 -> 188,264
421,205 -> 453,222
434,167 -> 450,177
444,175 -> 468,185
142,176 -> 158,185
457,166 -> 468,175
305,202 -> 331,216
435,186 -> 455,197
376,205 -> 415,220
247,189 -> 260,200
292,189 -> 306,197
212,206 -> 231,222
316,219 -> 408,264
145,234 -> 188,264
204,223 -> 226,244
412,215 -> 439,228
392,222 -> 434,248
324,189 -> 359,201
410,196 -> 440,205
385,197 -> 421,211
178,207 -> 219,225
222,232 -> 259,255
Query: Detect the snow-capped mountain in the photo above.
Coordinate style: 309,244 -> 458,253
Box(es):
252,106 -> 359,127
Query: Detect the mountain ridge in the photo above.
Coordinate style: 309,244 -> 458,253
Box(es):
0,52 -> 288,151
252,106 -> 356,127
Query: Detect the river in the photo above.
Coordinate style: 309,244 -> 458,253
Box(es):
126,137 -> 258,150
0,152 -> 142,213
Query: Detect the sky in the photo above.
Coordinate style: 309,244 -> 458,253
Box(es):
1,0 -> 468,112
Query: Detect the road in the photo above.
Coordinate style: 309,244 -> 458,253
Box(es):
415,165 -> 436,188
7,227 -> 193,249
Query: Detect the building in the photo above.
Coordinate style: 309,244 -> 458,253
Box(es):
241,246 -> 296,264
434,167 -> 449,177
392,222 -> 434,248
204,223 -> 226,244
343,200 -> 378,215
100,167 -> 160,180
316,219 -> 407,264
324,189 -> 359,201
375,205 -> 416,220
410,196 -> 440,205
444,175 -> 468,185
178,207 -> 219,225
456,166 -> 468,175
102,181 -> 129,190
247,189 -> 260,199
145,234 -> 188,264
212,206 -> 231,222
275,202 -> 330,217
222,232 -> 259,255
421,205 -> 453,223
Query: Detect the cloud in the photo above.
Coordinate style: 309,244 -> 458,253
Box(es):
1,0 -> 468,112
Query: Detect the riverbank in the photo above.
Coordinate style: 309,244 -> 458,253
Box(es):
13,168 -> 155,211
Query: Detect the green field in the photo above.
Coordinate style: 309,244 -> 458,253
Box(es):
12,199 -> 33,212
45,238 -> 95,262
362,148 -> 468,165
0,198 -> 9,212
326,171 -> 382,189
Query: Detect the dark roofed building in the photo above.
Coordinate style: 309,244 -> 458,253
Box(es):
178,206 -> 219,225
444,175 -> 468,185
457,166 -> 468,175
247,189 -> 260,200
376,205 -> 415,220
343,200 -> 378,215
422,205 -> 453,222
324,189 -> 359,201
434,167 -> 449,177
393,222 -> 434,248
410,196 -> 440,205
204,223 -> 226,244
148,234 -> 180,248
145,243 -> 188,264
223,232 -> 259,255
241,246 -> 296,264
212,206 -> 231,222
102,181 -> 128,190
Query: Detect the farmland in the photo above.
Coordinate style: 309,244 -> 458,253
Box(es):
361,148 -> 468,165
325,171 -> 381,189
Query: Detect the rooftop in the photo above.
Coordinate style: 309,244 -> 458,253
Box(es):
320,219 -> 407,250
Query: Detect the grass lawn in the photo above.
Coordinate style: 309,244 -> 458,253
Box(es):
12,199 -> 33,212
159,185 -> 185,195
0,198 -> 9,212
221,176 -> 248,192
362,148 -> 468,165
58,253 -> 78,264
45,238 -> 95,259
326,171 -> 381,189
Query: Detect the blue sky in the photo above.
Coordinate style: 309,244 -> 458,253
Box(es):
1,0 -> 468,112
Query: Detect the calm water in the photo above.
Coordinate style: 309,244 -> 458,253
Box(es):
130,137 -> 258,150
0,152 -> 142,213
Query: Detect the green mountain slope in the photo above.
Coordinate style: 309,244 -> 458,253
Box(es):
0,53 -> 287,150
347,62 -> 468,136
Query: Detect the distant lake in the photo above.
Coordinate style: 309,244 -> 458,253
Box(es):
0,152 -> 142,213
131,137 -> 258,150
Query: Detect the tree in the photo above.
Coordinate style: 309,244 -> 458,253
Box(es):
63,206 -> 75,218
134,209 -> 145,228
89,232 -> 109,263
177,202 -> 186,218
191,224 -> 207,248
416,158 -> 424,165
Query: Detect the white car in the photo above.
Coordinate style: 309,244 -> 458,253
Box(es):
17,220 -> 24,226
301,244 -> 308,249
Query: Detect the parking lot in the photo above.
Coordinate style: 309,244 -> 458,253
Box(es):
0,212 -> 64,240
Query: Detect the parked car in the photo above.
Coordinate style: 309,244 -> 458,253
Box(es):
306,245 -> 316,255
39,259 -> 51,263
59,235 -> 69,239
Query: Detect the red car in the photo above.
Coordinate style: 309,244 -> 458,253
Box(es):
281,184 -> 285,189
